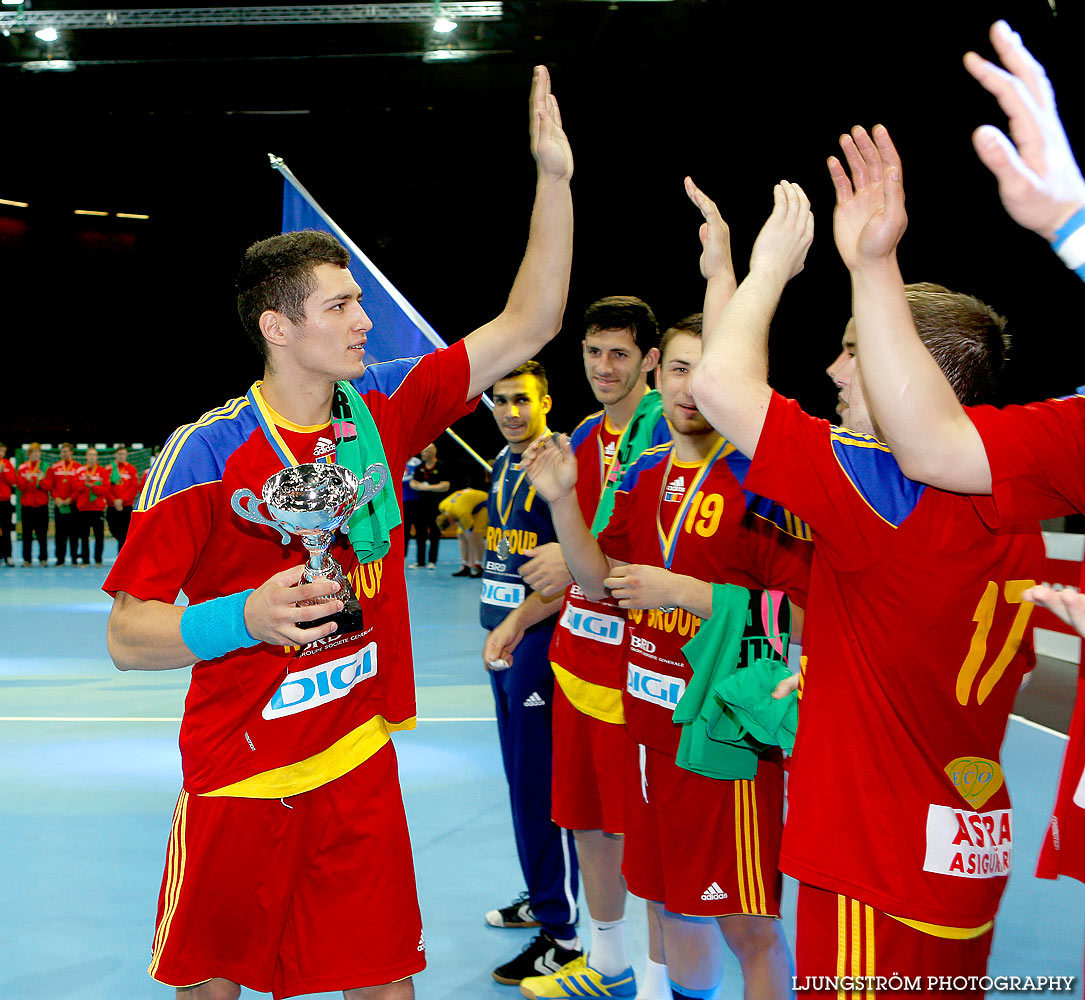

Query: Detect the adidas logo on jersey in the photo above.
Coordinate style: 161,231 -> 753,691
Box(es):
313,436 -> 336,458
604,442 -> 616,458
700,882 -> 728,901
523,692 -> 546,707
664,475 -> 686,501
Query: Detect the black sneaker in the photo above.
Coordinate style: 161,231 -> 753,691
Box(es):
451,566 -> 473,577
486,891 -> 539,929
470,566 -> 483,577
492,933 -> 582,985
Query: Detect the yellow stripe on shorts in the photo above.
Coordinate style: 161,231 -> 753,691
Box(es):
149,791 -> 189,977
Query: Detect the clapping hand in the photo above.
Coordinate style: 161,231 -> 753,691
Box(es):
828,125 -> 906,271
965,21 -> 1085,240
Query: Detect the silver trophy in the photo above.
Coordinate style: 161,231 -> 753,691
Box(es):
231,461 -> 388,635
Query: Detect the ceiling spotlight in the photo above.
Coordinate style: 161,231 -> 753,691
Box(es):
1,1 -> 26,6
432,1 -> 457,32
422,49 -> 480,62
34,26 -> 58,42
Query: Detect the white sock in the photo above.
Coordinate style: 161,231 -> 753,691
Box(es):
588,917 -> 628,975
638,957 -> 671,1000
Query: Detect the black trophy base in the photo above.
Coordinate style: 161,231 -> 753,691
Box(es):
297,591 -> 365,636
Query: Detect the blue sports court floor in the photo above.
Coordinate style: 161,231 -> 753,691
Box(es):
1,544 -> 1082,999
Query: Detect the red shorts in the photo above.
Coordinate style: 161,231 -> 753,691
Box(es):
795,882 -> 995,999
149,741 -> 424,999
551,682 -> 626,834
621,739 -> 783,917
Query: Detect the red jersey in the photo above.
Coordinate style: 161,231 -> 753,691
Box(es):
104,343 -> 476,796
15,461 -> 48,507
0,457 -> 14,502
597,437 -> 811,756
75,465 -> 112,512
549,409 -> 674,720
109,460 -> 141,507
969,394 -> 1085,886
747,392 -> 1046,927
45,459 -> 81,506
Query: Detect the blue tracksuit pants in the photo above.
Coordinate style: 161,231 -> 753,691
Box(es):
489,626 -> 579,940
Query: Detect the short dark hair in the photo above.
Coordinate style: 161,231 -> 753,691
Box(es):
495,360 -> 548,397
236,230 -> 351,364
658,313 -> 703,364
583,296 -> 659,355
905,283 -> 1009,406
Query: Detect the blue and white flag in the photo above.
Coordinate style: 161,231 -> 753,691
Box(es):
276,156 -> 445,365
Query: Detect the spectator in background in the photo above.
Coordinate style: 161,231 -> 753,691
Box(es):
437,487 -> 489,577
75,447 -> 111,566
16,442 -> 49,566
410,442 -> 449,569
0,442 -> 14,566
44,442 -> 80,566
106,444 -> 140,552
401,452 -> 422,561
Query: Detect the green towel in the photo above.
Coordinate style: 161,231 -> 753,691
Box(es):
331,380 -> 402,565
712,657 -> 798,754
676,585 -> 797,779
590,390 -> 665,535
674,583 -> 759,780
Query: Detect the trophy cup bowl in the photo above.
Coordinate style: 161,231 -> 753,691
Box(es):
232,461 -> 389,636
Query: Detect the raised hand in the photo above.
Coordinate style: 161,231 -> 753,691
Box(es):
749,180 -> 815,282
828,124 -> 906,271
684,176 -> 736,285
520,433 -> 577,502
529,65 -> 574,182
965,21 -> 1085,240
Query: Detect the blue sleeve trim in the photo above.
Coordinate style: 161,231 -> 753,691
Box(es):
351,356 -> 425,399
139,397 -> 256,511
570,411 -> 604,451
615,444 -> 670,493
650,413 -> 673,448
829,428 -> 925,527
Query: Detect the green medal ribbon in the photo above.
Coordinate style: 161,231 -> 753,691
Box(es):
331,380 -> 402,565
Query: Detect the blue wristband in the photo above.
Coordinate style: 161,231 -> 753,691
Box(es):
180,589 -> 259,661
1052,206 -> 1085,281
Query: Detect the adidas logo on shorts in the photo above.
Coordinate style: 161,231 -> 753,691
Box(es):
417,931 -> 426,952
523,692 -> 546,707
700,882 -> 728,901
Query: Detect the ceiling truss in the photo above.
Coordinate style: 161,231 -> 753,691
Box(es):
0,4 -> 504,32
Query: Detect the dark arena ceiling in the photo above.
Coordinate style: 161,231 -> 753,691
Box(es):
2,0 -> 1082,449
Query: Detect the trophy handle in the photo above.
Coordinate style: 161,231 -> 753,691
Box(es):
357,462 -> 389,506
231,489 -> 292,545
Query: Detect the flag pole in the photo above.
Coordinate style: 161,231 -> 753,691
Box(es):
444,427 -> 492,473
269,154 -> 498,475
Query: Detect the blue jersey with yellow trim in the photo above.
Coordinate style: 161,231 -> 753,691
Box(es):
480,442 -> 559,631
